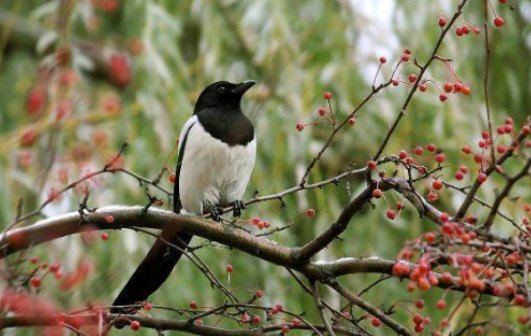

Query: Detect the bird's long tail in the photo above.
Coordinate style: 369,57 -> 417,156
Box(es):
110,228 -> 193,314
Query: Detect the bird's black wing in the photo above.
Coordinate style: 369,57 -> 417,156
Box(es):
111,122 -> 196,314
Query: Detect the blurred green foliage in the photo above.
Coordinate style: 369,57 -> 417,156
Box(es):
0,0 -> 529,335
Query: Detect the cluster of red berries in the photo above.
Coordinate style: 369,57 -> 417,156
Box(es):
411,313 -> 430,333
441,219 -> 477,244
455,25 -> 481,37
249,216 -> 271,230
28,258 -> 64,289
439,81 -> 471,102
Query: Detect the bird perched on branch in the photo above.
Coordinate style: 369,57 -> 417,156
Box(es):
111,80 -> 256,314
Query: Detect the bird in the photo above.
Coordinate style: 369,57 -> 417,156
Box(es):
111,80 -> 256,314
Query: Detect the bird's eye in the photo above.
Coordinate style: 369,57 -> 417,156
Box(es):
218,86 -> 226,94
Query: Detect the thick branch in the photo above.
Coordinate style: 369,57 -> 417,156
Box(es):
0,206 -> 513,298
0,314 -> 359,336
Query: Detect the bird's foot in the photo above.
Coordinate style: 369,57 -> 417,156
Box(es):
210,206 -> 224,222
232,200 -> 245,217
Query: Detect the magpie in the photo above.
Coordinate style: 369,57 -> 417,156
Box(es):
111,80 -> 256,314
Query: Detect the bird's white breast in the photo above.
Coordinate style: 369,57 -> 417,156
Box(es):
177,115 -> 256,215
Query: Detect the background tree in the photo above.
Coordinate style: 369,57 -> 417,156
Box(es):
0,0 -> 529,335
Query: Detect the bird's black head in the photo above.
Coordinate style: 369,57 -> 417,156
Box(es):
193,80 -> 255,114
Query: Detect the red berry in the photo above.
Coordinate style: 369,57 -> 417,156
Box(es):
455,171 -> 464,180
438,16 -> 447,27
296,123 -> 305,131
323,91 -> 333,100
367,160 -> 377,170
318,108 -> 327,117
100,232 -> 109,241
226,264 -> 233,273
418,83 -> 428,92
379,56 -> 387,64
31,276 -> 42,288
427,144 -> 437,152
20,128 -> 39,147
49,262 -> 61,273
413,314 -> 424,324
396,202 -> 405,210
462,145 -> 472,154
401,54 -> 410,62
255,290 -> 263,298
415,323 -> 424,333
454,82 -> 463,92
168,174 -> 176,183
392,79 -> 400,86
462,25 -> 470,35
456,27 -> 464,36
143,302 -> 153,310
305,208 -> 316,217
291,318 -> 301,327
415,300 -> 424,309
424,232 -> 436,244
513,294 -> 527,306
477,173 -> 487,183
432,179 -> 443,190
108,53 -> 132,87
372,189 -> 383,198
461,86 -> 471,95
472,27 -> 481,35
493,16 -> 504,27
130,321 -> 141,331
522,125 -> 530,135
414,146 -> 424,155
442,222 -> 454,235
30,256 -> 39,264
371,317 -> 382,327
252,315 -> 261,324
399,150 -> 408,159
434,153 -> 445,163
27,87 -> 46,116
408,74 -> 417,83
435,299 -> 447,310
190,301 -> 198,309
440,212 -> 449,222
518,315 -> 530,325
439,94 -> 448,102
281,325 -> 290,334
443,82 -> 453,93
386,209 -> 397,220
496,145 -> 507,154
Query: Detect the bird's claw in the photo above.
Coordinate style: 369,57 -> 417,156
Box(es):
232,200 -> 245,217
211,206 -> 223,222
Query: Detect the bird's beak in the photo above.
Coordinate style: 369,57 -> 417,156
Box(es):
232,80 -> 256,95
